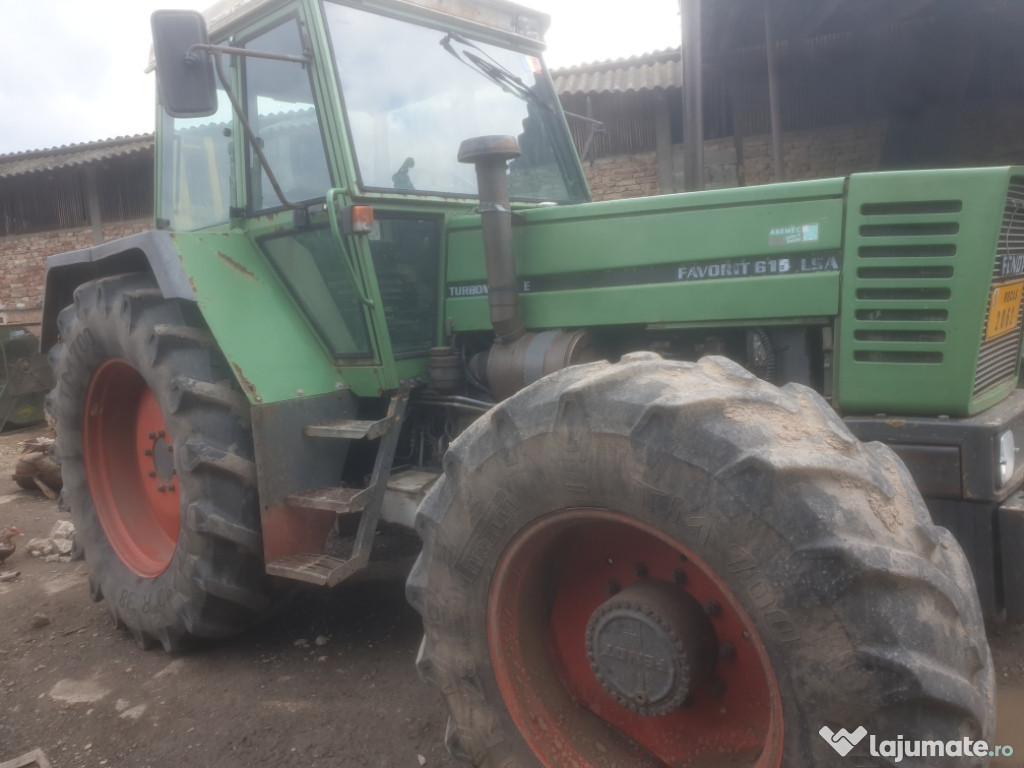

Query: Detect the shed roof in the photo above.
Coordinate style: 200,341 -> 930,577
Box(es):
0,135 -> 153,180
552,49 -> 682,96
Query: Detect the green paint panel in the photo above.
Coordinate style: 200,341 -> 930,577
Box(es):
836,167 -> 1018,417
173,230 -> 345,403
446,178 -> 846,330
448,274 -> 839,330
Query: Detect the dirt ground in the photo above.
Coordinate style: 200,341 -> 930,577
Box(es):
0,426 -> 452,768
1,423 -> 1023,767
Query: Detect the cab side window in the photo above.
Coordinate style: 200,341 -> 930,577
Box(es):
244,20 -> 331,211
159,89 -> 233,231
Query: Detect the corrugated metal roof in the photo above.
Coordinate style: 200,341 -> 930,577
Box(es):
551,49 -> 682,96
0,135 -> 153,180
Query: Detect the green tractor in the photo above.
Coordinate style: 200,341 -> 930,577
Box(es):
42,0 -> 1014,764
0,324 -> 52,432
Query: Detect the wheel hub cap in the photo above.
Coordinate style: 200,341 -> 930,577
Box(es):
585,580 -> 716,716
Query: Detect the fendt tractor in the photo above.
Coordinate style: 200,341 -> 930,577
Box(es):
40,0 -> 1021,765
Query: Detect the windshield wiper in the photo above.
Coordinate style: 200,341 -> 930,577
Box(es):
440,32 -> 553,114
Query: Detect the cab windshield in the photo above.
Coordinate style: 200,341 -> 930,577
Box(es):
324,2 -> 588,203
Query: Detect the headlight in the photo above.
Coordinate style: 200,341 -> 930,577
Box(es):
999,429 -> 1016,487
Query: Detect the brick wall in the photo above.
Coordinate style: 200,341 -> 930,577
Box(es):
728,120 -> 889,186
582,122 -> 887,200
582,152 -> 661,202
585,105 -> 1024,200
961,102 -> 1024,167
0,218 -> 150,326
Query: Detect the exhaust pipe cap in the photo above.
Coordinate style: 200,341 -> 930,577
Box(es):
458,135 -> 522,165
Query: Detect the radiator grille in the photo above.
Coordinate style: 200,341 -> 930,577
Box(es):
973,179 -> 1024,398
849,199 -> 961,363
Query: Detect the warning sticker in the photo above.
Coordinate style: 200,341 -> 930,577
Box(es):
770,224 -> 820,247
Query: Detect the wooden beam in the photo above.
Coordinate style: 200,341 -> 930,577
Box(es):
84,166 -> 103,246
681,0 -> 705,191
764,0 -> 785,181
654,93 -> 676,194
728,77 -> 747,187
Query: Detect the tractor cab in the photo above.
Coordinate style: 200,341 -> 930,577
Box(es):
154,0 -> 587,394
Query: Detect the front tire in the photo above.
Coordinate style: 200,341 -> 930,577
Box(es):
47,273 -> 273,651
408,353 -> 994,767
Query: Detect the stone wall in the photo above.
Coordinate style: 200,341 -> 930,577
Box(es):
581,152 -> 661,202
581,121 -> 888,201
511,106 -> 1024,203
584,103 -> 1024,200
726,120 -> 889,187
0,219 -> 150,327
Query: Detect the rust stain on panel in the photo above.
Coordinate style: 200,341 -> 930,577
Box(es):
217,251 -> 256,279
232,362 -> 258,398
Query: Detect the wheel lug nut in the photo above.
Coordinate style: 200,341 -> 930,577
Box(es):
633,562 -> 649,579
147,432 -> 156,440
148,470 -> 157,478
606,580 -> 620,595
143,448 -> 153,456
671,568 -> 687,585
157,485 -> 166,493
157,430 -> 165,438
703,599 -> 721,617
719,642 -> 737,660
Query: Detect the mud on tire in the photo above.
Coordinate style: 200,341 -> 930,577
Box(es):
408,353 -> 994,767
47,273 -> 275,651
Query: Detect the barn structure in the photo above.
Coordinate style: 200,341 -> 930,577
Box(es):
2,0 -> 1024,321
559,0 -> 1024,199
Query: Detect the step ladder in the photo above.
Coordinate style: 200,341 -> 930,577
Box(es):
265,391 -> 410,587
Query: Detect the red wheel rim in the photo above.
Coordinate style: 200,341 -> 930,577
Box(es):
487,509 -> 783,768
83,359 -> 181,577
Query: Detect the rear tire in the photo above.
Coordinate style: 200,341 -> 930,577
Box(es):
47,273 -> 274,651
408,353 -> 994,767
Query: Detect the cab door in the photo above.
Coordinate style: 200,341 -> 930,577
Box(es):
240,10 -> 405,395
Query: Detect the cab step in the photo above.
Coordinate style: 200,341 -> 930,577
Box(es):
265,391 -> 410,587
265,553 -> 361,587
304,417 -> 395,441
285,486 -> 368,515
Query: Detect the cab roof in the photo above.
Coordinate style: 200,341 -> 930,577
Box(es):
203,0 -> 549,40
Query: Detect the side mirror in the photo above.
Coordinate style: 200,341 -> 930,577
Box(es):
151,10 -> 217,118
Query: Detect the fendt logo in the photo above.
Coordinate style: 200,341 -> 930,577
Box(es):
1002,252 -> 1024,277
819,726 -> 868,757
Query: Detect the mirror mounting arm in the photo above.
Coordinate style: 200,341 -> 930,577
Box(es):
187,43 -> 312,67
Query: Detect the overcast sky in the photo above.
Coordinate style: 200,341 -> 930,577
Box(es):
0,0 -> 681,156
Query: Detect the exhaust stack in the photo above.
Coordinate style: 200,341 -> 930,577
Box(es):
458,136 -> 527,344
458,136 -> 599,399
